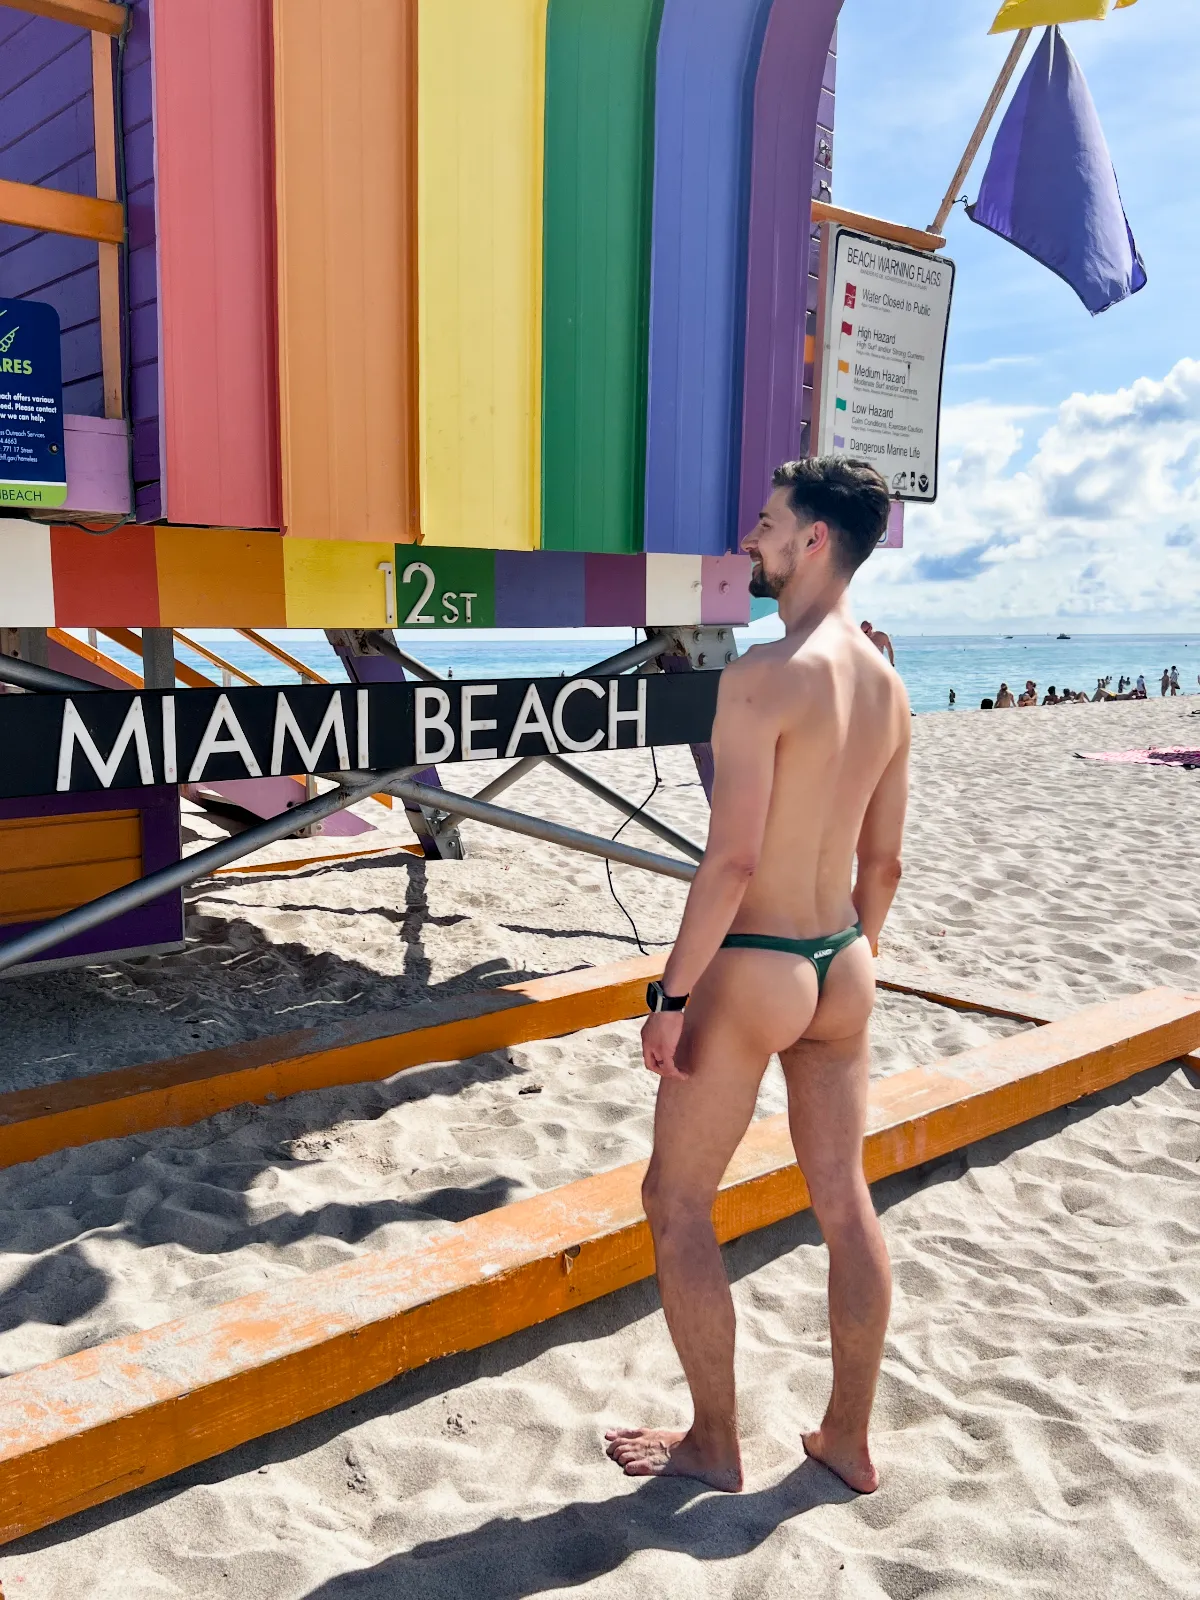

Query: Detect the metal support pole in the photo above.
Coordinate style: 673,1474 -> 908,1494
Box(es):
327,629 -> 464,861
0,763 -> 424,976
928,28 -> 1032,235
141,627 -> 176,690
0,655 -> 99,694
388,777 -> 696,884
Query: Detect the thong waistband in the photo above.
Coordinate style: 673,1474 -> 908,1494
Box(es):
720,922 -> 864,993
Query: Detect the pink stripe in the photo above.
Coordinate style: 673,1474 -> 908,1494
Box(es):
154,0 -> 280,528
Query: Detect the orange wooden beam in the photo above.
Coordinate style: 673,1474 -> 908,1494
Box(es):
0,987 -> 1196,1544
0,177 -> 123,244
47,627 -> 142,688
97,626 -> 215,689
0,0 -> 126,35
0,956 -> 664,1171
811,200 -> 945,255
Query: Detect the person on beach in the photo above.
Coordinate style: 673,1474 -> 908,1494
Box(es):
1018,680 -> 1038,707
1136,674 -> 1147,698
1170,666 -> 1181,695
948,689 -> 956,709
606,456 -> 906,1497
1043,686 -> 1059,705
1161,669 -> 1170,697
860,618 -> 895,666
995,682 -> 1016,707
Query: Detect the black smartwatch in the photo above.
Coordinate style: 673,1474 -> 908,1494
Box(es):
646,980 -> 689,1013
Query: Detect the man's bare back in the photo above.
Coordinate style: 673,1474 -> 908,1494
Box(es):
608,456 -> 907,1500
729,618 -> 908,946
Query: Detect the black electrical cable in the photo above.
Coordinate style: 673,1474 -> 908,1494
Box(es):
604,743 -> 667,955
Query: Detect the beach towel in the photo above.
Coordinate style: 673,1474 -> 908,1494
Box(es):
1076,747 -> 1200,768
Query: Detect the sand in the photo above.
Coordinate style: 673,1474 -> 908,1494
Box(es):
0,696 -> 1198,1595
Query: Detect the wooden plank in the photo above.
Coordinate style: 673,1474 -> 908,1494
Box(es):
155,0 -> 280,528
1,0 -> 126,35
172,629 -> 258,686
210,842 -> 423,879
811,201 -> 945,254
0,986 -> 1195,1544
47,626 -> 142,687
91,30 -> 123,420
236,626 -> 327,684
275,0 -> 421,543
97,625 -> 215,689
0,955 -> 664,1171
875,963 -> 1064,1026
0,177 -> 123,244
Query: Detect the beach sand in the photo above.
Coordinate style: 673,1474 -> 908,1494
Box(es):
1,697 -> 1198,1595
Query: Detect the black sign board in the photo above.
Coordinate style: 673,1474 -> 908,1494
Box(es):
0,296 -> 67,511
0,672 -> 720,800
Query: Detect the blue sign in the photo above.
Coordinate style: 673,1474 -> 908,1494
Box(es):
0,297 -> 67,510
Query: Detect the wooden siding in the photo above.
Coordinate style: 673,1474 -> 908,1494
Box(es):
418,0 -> 547,549
153,0 -> 280,528
0,7 -> 102,416
0,809 -> 141,925
274,0 -> 420,543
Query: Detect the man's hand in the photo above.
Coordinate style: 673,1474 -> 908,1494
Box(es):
641,1011 -> 688,1080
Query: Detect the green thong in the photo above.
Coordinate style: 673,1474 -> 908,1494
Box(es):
720,923 -> 864,994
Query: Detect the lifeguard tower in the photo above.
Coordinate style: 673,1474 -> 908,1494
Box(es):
0,0 -> 883,973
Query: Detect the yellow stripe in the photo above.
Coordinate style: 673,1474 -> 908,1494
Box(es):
418,0 -> 547,548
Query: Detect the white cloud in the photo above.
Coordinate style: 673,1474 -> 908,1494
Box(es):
850,358 -> 1200,630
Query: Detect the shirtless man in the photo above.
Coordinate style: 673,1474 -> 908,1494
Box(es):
860,617 -> 895,666
605,456 -> 908,1497
995,682 -> 1016,708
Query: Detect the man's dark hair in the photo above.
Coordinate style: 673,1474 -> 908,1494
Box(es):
772,456 -> 891,575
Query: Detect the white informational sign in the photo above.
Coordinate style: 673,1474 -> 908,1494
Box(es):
815,228 -> 954,501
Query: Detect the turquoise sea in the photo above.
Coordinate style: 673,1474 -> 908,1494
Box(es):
90,631 -> 1200,718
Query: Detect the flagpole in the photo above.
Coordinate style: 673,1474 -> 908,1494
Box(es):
928,28 -> 1033,234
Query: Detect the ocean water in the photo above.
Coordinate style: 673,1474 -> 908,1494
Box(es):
91,630 -> 1200,718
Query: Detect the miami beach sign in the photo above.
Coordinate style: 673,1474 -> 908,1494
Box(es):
0,297 -> 67,510
0,673 -> 720,801
814,228 -> 954,502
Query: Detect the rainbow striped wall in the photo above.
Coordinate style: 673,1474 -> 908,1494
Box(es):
0,522 -> 749,630
0,0 -> 839,567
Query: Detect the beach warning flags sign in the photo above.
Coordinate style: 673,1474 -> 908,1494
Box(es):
990,0 -> 1137,31
968,27 -> 1145,314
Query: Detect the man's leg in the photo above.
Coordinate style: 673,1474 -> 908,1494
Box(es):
781,1022 -> 891,1493
606,979 -> 781,1490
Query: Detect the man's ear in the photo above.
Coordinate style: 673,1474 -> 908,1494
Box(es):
805,518 -> 831,556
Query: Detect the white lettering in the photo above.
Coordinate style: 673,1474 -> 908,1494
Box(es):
187,693 -> 263,782
356,689 -> 370,769
504,683 -> 558,757
161,695 -> 177,783
56,697 -> 154,791
461,592 -> 476,624
461,683 -> 498,760
270,691 -> 349,776
402,561 -> 437,625
607,676 -> 647,748
552,678 -> 604,753
414,686 -> 454,764
441,592 -> 460,625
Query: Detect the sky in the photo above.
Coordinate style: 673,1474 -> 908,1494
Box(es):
833,0 -> 1200,633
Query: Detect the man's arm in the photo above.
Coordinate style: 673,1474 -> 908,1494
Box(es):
881,632 -> 896,667
660,657 -> 779,1000
852,721 -> 909,955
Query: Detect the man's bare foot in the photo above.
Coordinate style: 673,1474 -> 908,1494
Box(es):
605,1428 -> 744,1492
802,1427 -> 879,1493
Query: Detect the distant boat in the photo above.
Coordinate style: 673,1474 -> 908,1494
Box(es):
1057,632 -> 1070,640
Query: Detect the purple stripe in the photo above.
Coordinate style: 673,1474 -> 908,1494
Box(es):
584,554 -> 647,627
643,0 -> 774,556
737,0 -> 841,541
495,551 -> 586,628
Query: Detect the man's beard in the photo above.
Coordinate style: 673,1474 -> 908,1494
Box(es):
748,551 -> 793,599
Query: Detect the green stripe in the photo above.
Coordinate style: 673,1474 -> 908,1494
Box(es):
541,0 -> 664,552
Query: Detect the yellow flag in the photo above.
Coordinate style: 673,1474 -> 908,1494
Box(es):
990,0 -> 1133,31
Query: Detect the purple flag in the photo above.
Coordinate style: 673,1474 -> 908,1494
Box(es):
968,27 -> 1146,315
